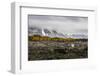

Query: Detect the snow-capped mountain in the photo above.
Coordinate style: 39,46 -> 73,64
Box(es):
66,33 -> 88,39
28,27 -> 66,38
28,26 -> 88,39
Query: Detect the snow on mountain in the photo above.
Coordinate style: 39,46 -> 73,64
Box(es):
28,26 -> 88,39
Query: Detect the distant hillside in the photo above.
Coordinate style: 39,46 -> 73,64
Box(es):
28,26 -> 88,39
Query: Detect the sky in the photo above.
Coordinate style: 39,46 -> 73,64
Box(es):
28,15 -> 88,34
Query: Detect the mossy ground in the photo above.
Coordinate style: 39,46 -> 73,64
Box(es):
28,36 -> 88,61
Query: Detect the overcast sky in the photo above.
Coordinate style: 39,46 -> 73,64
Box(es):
28,15 -> 88,34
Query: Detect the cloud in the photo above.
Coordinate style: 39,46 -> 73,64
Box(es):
28,15 -> 88,34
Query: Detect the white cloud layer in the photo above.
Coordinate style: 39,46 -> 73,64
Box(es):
28,15 -> 88,34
